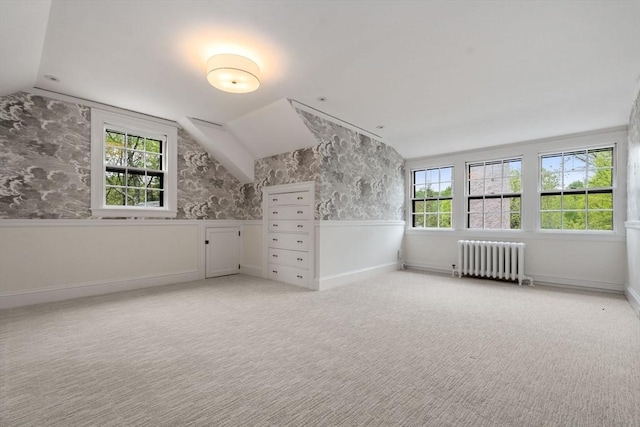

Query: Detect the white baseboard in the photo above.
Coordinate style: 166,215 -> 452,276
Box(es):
405,260 -> 624,293
625,286 -> 640,318
404,261 -> 455,276
316,262 -> 401,291
0,270 -> 201,309
241,264 -> 263,278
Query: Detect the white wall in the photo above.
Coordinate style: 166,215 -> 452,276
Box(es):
316,221 -> 404,290
0,219 -> 243,308
404,127 -> 628,293
241,220 -> 263,278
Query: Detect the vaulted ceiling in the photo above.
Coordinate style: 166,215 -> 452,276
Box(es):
1,0 -> 639,161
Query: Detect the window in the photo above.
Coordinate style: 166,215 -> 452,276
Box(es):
411,166 -> 453,228
540,146 -> 614,231
91,109 -> 177,218
467,158 -> 521,229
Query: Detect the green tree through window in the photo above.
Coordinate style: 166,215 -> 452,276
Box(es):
412,166 -> 453,228
540,147 -> 614,230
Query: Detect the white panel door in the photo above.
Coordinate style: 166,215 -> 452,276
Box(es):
206,227 -> 241,278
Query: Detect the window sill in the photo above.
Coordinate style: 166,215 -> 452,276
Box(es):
404,227 -> 624,242
91,208 -> 177,219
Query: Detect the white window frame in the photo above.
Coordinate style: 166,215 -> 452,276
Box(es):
466,157 -> 522,230
538,144 -> 616,232
91,109 -> 178,218
410,165 -> 454,229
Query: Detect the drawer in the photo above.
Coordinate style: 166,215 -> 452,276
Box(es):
268,248 -> 310,269
268,233 -> 310,251
268,264 -> 309,287
269,220 -> 310,232
268,191 -> 310,207
267,205 -> 310,220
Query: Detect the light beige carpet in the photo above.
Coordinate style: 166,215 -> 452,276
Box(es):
1,271 -> 638,426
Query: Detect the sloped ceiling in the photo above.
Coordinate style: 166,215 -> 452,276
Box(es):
1,0 -> 639,162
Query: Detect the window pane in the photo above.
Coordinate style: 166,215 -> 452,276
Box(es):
541,154 -> 562,173
425,214 -> 438,227
469,164 -> 484,180
413,170 -> 425,185
468,213 -> 483,228
587,193 -> 613,210
508,197 -> 521,212
414,184 -> 426,198
587,211 -> 613,230
425,200 -> 438,213
106,171 -> 125,186
440,167 -> 452,182
469,199 -> 483,212
485,177 -> 503,195
146,139 -> 162,154
127,151 -> 145,168
510,213 -> 521,229
469,179 -> 484,195
563,152 -> 586,171
413,214 -> 425,227
414,201 -> 425,213
484,198 -> 502,212
563,194 -> 586,210
105,147 -> 125,166
126,188 -> 144,206
440,199 -> 452,213
504,170 -> 521,193
541,172 -> 562,191
127,134 -> 145,150
440,214 -> 452,228
105,130 -> 125,147
146,154 -> 161,170
541,212 -> 562,229
563,211 -> 586,230
486,162 -> 502,178
563,171 -> 585,189
426,169 -> 439,183
105,186 -> 125,206
588,148 -> 613,168
126,173 -> 145,188
541,195 -> 561,211
439,182 -> 452,197
587,168 -> 612,188
146,190 -> 162,207
484,212 -> 502,229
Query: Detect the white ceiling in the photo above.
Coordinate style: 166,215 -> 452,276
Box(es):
1,0 -> 639,160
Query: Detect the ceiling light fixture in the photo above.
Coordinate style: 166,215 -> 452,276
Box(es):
206,54 -> 260,94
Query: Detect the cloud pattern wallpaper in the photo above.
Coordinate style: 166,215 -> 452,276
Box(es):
0,92 -> 405,221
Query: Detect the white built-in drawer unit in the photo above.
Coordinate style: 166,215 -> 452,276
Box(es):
263,184 -> 314,289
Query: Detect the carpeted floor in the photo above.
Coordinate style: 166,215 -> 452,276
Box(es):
1,271 -> 639,426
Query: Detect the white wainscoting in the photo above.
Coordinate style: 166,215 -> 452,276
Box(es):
315,221 -> 405,291
241,220 -> 263,277
625,221 -> 640,317
404,231 -> 627,293
0,219 -> 243,309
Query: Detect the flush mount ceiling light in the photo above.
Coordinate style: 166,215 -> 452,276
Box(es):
206,54 -> 260,94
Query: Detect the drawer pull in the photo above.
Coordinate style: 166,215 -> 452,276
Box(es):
297,257 -> 303,261
272,198 -> 278,202
272,254 -> 278,258
272,270 -> 278,274
297,210 -> 303,214
297,240 -> 303,244
273,224 -> 278,227
297,224 -> 304,228
272,211 -> 278,215
272,238 -> 278,242
297,275 -> 303,279
297,196 -> 303,200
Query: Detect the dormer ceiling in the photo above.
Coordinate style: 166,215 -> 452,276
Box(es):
1,0 -> 639,160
